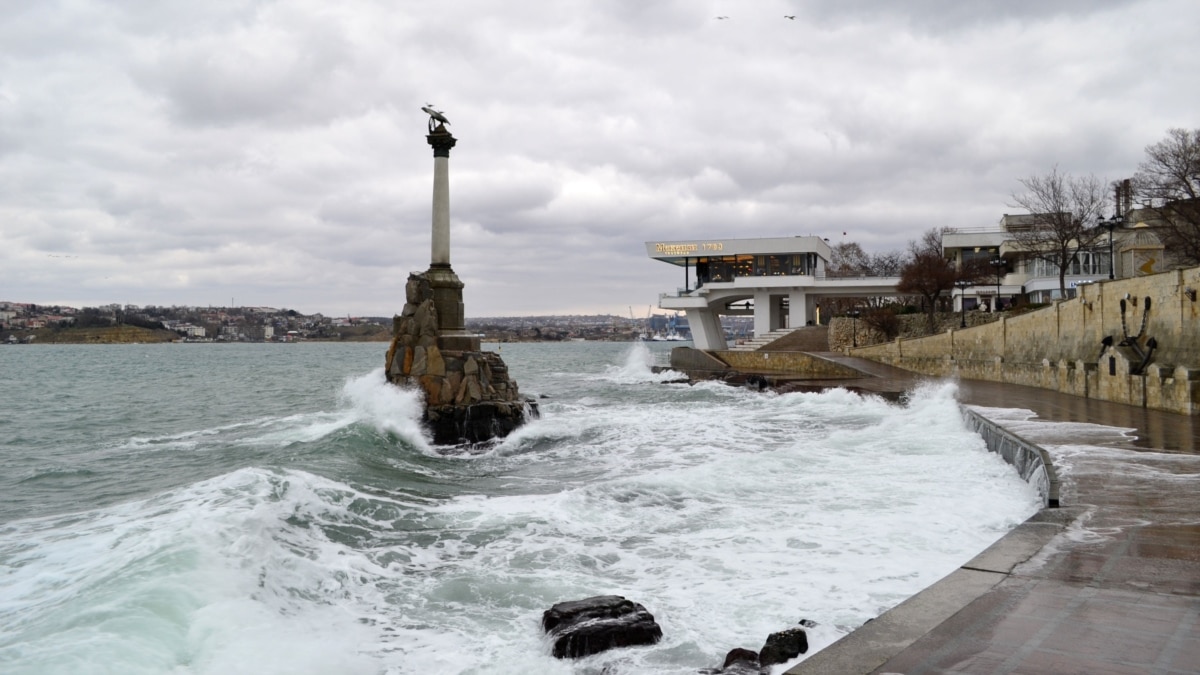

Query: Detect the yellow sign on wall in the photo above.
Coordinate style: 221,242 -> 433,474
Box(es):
654,242 -> 724,255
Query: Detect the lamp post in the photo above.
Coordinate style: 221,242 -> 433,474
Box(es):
955,279 -> 971,328
847,308 -> 860,348
990,258 -> 1005,311
1100,215 -> 1121,280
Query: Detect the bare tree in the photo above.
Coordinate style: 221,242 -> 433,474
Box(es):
1009,166 -> 1107,298
861,306 -> 901,341
1133,128 -> 1200,265
897,228 -> 957,333
868,250 -> 904,277
827,242 -> 872,277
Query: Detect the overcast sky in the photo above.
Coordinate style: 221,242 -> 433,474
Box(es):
2,0 -> 1197,317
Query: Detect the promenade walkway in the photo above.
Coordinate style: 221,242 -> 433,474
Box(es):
785,357 -> 1200,674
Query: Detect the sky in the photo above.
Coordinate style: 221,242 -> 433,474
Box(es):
2,0 -> 1197,318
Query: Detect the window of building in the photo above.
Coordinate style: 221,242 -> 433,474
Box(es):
1029,251 -> 1110,277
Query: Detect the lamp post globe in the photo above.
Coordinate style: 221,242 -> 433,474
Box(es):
1101,216 -> 1120,280
990,258 -> 1005,311
955,280 -> 971,328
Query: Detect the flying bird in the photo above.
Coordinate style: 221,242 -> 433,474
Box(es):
715,16 -> 728,20
421,105 -> 450,126
784,15 -> 795,19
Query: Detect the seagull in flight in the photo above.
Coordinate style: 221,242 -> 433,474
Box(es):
421,104 -> 450,126
715,16 -> 728,20
784,15 -> 795,19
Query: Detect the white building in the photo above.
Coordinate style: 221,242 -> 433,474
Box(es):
646,236 -> 900,351
942,212 -> 1165,308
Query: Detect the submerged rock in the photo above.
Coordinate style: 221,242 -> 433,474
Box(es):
698,647 -> 767,674
707,622 -> 813,673
542,595 -> 663,659
758,626 -> 809,666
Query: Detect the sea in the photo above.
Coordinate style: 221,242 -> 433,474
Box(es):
0,341 -> 1043,675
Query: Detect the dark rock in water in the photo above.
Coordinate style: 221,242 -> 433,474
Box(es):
425,399 -> 539,446
700,647 -> 766,674
542,595 -> 663,659
758,626 -> 808,666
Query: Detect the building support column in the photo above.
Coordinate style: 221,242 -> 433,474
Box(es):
788,290 -> 809,327
686,308 -> 727,351
753,290 -> 773,337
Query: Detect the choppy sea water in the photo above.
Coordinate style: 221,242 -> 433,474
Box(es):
0,341 -> 1041,674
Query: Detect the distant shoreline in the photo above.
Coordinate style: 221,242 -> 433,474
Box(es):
2,326 -> 640,345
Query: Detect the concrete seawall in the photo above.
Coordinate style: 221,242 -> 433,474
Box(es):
786,408 -> 1070,674
961,408 -> 1059,508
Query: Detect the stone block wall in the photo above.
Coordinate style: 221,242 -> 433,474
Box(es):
853,267 -> 1200,415
715,350 -> 863,378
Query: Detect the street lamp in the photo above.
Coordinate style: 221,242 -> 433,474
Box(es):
1099,215 -> 1121,280
990,258 -> 1005,311
955,279 -> 972,328
847,308 -> 861,348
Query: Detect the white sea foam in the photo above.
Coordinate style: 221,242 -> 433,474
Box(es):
601,342 -> 687,384
0,469 -> 385,675
0,346 -> 1045,675
338,368 -> 432,452
108,371 -> 426,457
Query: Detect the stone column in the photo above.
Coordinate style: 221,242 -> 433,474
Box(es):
427,125 -> 456,268
425,123 -> 479,352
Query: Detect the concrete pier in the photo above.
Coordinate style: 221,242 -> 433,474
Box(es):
786,359 -> 1200,674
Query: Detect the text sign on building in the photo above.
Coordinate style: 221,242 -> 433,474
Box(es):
654,242 -> 725,255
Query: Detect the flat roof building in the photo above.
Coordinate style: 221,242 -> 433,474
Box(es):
646,236 -> 900,351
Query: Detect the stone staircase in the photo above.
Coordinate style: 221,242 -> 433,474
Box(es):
727,328 -> 799,351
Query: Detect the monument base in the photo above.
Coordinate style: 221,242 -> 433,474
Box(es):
385,272 -> 536,446
425,399 -> 539,446
438,330 -> 481,352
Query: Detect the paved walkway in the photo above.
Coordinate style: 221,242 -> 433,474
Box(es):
784,357 -> 1200,674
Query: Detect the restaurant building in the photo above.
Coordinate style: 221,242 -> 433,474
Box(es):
645,236 -> 900,351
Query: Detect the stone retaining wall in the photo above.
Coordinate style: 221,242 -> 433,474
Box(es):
853,267 -> 1200,415
714,350 -> 862,378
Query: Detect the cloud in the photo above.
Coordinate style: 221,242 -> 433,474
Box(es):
0,0 -> 1197,316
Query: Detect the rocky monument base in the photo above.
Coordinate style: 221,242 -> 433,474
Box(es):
385,272 -> 537,446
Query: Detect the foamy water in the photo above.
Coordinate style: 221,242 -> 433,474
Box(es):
0,342 -> 1042,674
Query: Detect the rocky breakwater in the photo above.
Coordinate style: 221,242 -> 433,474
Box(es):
385,273 -> 537,446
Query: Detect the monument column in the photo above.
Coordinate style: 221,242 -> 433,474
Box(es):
428,126 -> 455,267
424,119 -> 479,352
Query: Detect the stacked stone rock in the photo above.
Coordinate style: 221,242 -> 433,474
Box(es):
385,272 -> 535,445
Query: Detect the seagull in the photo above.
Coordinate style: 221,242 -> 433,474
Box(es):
715,16 -> 728,20
421,105 -> 450,126
784,15 -> 795,19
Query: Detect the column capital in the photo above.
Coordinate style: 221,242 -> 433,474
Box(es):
427,125 -> 457,157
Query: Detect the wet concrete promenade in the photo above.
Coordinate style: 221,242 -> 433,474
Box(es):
785,357 -> 1200,674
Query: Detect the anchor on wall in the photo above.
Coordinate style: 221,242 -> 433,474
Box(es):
1098,296 -> 1157,375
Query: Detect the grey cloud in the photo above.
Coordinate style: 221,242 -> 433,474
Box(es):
800,0 -> 1139,32
0,0 -> 1196,316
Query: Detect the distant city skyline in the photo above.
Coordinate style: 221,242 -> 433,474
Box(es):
2,1 -> 1197,317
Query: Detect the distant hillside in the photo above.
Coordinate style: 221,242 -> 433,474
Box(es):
16,326 -> 180,344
